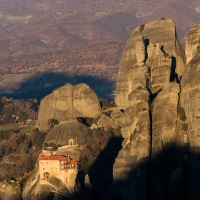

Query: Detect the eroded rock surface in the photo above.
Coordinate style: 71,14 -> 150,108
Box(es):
180,48 -> 200,199
97,114 -> 118,129
115,18 -> 185,109
152,82 -> 180,157
37,83 -> 101,131
185,21 -> 200,64
45,120 -> 88,146
113,89 -> 150,200
110,110 -> 124,126
113,18 -> 185,200
151,82 -> 181,199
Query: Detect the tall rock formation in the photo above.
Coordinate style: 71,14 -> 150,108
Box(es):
115,18 -> 185,109
151,82 -> 181,200
113,89 -> 151,200
113,18 -> 185,200
37,83 -> 101,131
179,21 -> 200,200
185,21 -> 200,64
152,82 -> 180,157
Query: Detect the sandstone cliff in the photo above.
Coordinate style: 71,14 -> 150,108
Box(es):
112,19 -> 193,200
179,22 -> 200,199
37,83 -> 101,131
185,21 -> 200,64
151,82 -> 180,157
115,18 -> 185,109
113,88 -> 150,199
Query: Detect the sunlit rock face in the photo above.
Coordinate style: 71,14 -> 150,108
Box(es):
113,18 -> 186,200
113,89 -> 151,200
185,21 -> 200,64
152,82 -> 180,157
37,83 -> 101,131
179,23 -> 200,198
115,18 -> 185,109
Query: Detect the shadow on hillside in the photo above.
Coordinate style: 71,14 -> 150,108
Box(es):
0,72 -> 116,101
88,136 -> 123,200
63,138 -> 199,200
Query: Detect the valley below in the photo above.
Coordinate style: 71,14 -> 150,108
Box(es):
0,1 -> 200,200
0,0 -> 199,100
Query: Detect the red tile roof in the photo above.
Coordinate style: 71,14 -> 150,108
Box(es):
39,155 -> 79,164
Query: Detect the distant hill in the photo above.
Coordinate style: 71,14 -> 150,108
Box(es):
0,0 -> 199,57
0,0 -> 199,98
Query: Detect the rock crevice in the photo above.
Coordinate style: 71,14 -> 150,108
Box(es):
112,18 -> 200,200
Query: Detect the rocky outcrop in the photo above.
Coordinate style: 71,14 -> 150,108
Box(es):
115,18 -> 185,109
152,82 -> 180,157
185,21 -> 200,64
113,89 -> 151,200
150,82 -> 181,199
113,19 -> 186,200
179,32 -> 200,199
37,83 -> 101,131
45,120 -> 88,146
114,29 -> 147,109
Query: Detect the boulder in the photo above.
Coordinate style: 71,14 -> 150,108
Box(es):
44,120 -> 88,148
37,83 -> 101,131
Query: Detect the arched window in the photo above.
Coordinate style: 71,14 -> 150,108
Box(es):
43,172 -> 49,181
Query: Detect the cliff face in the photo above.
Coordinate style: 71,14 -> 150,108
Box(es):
179,23 -> 200,199
113,19 -> 200,200
113,89 -> 151,199
151,82 -> 180,158
37,83 -> 101,131
185,22 -> 200,64
115,18 -> 185,109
